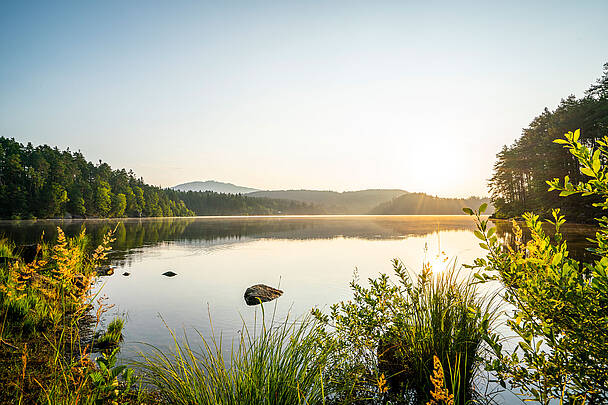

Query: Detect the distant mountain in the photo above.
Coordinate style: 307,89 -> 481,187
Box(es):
245,189 -> 409,214
173,180 -> 260,194
368,193 -> 494,215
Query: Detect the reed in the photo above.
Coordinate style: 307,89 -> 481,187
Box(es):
137,308 -> 333,405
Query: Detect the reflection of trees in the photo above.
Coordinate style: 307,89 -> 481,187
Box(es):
493,219 -> 597,262
0,216 -> 597,263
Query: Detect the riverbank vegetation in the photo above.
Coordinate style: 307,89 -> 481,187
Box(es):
490,63 -> 608,223
1,128 -> 607,404
0,227 -> 144,404
138,313 -> 332,405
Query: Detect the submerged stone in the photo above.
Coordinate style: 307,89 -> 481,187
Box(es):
244,284 -> 283,306
162,271 -> 177,277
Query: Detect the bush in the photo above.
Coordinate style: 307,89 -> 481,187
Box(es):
466,129 -> 608,404
313,260 -> 499,404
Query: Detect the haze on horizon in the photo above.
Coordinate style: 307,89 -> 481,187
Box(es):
1,1 -> 607,198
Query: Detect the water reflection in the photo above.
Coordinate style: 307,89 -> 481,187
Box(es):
493,219 -> 597,262
0,215 -> 491,261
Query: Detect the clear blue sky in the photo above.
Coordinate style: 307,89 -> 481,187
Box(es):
1,1 -> 607,197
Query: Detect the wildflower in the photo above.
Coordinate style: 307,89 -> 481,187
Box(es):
427,355 -> 454,405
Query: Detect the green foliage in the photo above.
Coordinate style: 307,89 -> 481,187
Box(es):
90,347 -> 135,405
138,311 -> 332,405
94,318 -> 125,353
490,63 -> 608,222
0,227 -> 142,404
0,237 -> 16,259
0,227 -> 114,336
465,129 -> 608,404
313,260 -> 499,404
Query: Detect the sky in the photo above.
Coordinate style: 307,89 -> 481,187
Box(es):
1,1 -> 607,197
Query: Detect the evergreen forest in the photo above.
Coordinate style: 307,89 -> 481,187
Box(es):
490,63 -> 608,222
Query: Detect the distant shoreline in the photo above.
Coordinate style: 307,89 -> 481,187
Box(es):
0,213 -> 491,222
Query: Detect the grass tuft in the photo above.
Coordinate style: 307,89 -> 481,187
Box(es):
137,309 -> 333,405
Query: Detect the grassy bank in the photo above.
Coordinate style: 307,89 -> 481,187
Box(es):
0,229 -> 146,404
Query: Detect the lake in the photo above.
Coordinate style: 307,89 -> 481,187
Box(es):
0,215 -> 596,364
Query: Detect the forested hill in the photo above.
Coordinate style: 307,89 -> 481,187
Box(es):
368,193 -> 493,215
0,138 -> 320,219
490,63 -> 608,223
245,189 -> 408,214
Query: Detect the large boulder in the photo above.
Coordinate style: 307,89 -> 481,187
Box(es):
244,284 -> 283,306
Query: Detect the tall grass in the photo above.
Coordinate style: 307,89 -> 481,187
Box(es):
137,309 -> 333,405
390,260 -> 499,403
0,237 -> 15,260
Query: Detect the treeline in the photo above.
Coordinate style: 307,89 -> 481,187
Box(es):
176,190 -> 323,215
490,63 -> 608,222
0,138 -> 319,219
368,193 -> 493,215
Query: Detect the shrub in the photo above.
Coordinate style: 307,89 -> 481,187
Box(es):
466,130 -> 608,404
313,260 -> 499,404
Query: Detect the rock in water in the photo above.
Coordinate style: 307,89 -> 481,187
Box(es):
162,271 -> 177,277
244,284 -> 283,306
122,272 -> 130,276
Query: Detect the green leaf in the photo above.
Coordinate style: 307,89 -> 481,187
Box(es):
479,203 -> 488,214
474,230 -> 485,240
573,128 -> 580,142
553,139 -> 569,145
581,167 -> 596,178
593,149 -> 601,173
552,253 -> 562,265
487,227 -> 496,238
462,207 -> 474,215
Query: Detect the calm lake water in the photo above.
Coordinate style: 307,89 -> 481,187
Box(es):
0,215 -> 597,365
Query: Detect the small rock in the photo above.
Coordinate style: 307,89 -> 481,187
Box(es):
244,284 -> 283,306
122,272 -> 130,276
162,271 -> 177,277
